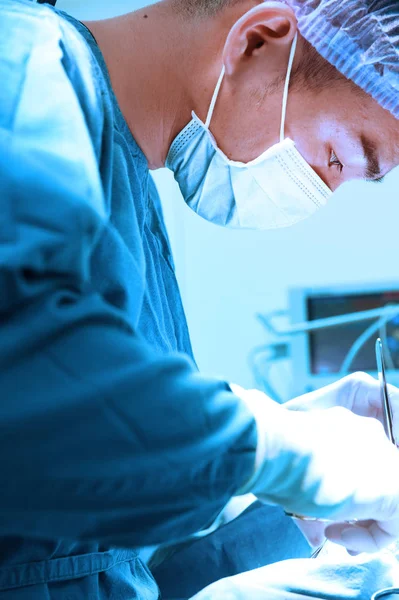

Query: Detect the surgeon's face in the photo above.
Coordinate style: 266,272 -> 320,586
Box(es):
206,2 -> 399,191
268,77 -> 399,191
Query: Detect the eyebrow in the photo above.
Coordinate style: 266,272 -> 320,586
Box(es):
360,134 -> 385,183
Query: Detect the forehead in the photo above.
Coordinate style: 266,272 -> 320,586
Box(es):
330,82 -> 399,172
363,95 -> 399,172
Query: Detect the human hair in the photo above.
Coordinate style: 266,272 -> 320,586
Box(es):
291,37 -> 357,93
171,0 -> 243,18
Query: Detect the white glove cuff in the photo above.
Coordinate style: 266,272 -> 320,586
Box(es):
230,384 -> 285,497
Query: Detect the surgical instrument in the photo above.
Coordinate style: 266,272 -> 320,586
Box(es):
376,337 -> 395,445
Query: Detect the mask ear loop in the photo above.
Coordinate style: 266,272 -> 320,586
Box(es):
280,33 -> 298,142
205,65 -> 226,130
205,31 -> 297,135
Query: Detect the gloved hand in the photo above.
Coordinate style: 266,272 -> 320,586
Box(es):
283,372 -> 399,552
231,383 -> 399,555
284,372 -> 397,433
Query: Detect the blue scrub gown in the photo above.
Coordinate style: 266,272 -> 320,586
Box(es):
0,1 -> 309,597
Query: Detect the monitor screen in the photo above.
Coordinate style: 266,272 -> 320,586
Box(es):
307,291 -> 399,374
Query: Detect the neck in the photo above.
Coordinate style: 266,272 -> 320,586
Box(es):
84,1 -> 233,169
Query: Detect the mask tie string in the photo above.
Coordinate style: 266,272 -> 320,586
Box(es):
280,32 -> 298,142
205,31 -> 297,137
205,65 -> 225,130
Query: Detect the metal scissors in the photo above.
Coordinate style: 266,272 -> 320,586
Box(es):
286,338 -> 396,558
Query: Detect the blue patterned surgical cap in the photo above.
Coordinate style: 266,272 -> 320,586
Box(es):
288,0 -> 399,119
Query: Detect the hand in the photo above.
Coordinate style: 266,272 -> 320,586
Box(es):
285,371 -> 398,434
284,373 -> 399,550
232,385 -> 399,553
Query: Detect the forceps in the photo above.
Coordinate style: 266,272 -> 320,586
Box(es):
376,337 -> 395,445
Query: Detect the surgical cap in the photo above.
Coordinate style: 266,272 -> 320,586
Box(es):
287,0 -> 399,120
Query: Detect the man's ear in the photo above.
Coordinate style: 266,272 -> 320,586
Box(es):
222,1 -> 298,77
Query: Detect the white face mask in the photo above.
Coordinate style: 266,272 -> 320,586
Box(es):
166,34 -> 332,229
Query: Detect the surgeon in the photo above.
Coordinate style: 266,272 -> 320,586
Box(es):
0,0 -> 399,598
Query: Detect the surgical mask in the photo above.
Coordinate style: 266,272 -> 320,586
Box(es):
166,34 -> 332,229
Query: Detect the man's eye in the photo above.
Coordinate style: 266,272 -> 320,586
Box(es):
329,149 -> 344,173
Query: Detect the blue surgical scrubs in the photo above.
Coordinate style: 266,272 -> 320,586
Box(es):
0,0 -> 258,597
0,1 -> 310,597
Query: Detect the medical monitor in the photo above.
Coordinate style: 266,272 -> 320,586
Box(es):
289,282 -> 399,397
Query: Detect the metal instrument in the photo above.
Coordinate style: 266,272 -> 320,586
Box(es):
376,337 -> 395,445
372,589 -> 399,599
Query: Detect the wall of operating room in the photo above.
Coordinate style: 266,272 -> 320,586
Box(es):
58,0 -> 399,391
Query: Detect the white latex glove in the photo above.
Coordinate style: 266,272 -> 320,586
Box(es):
231,384 -> 399,554
191,552 -> 399,600
285,372 -> 397,430
283,373 -> 399,550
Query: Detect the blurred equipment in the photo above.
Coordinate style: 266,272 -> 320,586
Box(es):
251,281 -> 399,402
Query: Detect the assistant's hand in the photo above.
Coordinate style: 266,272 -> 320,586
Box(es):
232,385 -> 399,553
